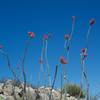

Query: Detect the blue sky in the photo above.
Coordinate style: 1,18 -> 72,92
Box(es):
0,0 -> 100,96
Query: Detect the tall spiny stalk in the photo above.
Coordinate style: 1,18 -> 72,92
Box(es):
21,32 -> 35,93
38,39 -> 45,87
79,19 -> 95,100
49,65 -> 59,100
0,48 -> 18,81
45,39 -> 51,87
62,16 -> 76,100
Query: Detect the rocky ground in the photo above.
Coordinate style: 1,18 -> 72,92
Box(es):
0,80 -> 84,100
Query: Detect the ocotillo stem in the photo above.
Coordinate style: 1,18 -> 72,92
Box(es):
52,65 -> 58,89
21,39 -> 31,93
0,50 -> 18,81
45,40 -> 51,87
49,65 -> 59,100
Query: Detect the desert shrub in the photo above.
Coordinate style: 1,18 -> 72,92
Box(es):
62,84 -> 85,98
0,96 -> 4,100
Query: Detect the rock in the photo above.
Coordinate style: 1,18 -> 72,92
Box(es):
0,80 -> 85,100
3,85 -> 13,96
5,96 -> 14,100
0,94 -> 7,99
69,96 -> 77,100
40,93 -> 49,100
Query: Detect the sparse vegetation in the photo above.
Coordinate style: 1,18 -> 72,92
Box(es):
0,17 -> 96,100
0,96 -> 3,100
62,84 -> 85,98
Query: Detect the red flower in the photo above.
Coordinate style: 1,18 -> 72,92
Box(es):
81,48 -> 87,53
0,45 -> 3,49
60,56 -> 68,64
64,34 -> 70,40
43,34 -> 48,40
72,16 -> 76,22
89,19 -> 95,26
28,32 -> 35,38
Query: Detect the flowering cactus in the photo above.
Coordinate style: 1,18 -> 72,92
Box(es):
62,16 -> 76,100
64,16 -> 76,58
86,19 -> 96,49
21,32 -> 35,93
79,19 -> 95,100
38,33 -> 51,90
0,17 -> 96,100
38,39 -> 45,87
80,48 -> 89,100
43,34 -> 51,87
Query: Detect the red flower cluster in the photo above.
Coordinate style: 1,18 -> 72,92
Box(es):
60,56 -> 67,64
81,48 -> 87,53
28,32 -> 35,38
64,34 -> 70,40
43,34 -> 48,40
81,48 -> 88,60
89,19 -> 95,26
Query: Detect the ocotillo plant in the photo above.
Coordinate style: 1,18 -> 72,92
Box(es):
80,48 -> 89,100
38,35 -> 46,88
64,16 -> 76,59
61,16 -> 76,100
21,32 -> 35,93
38,34 -> 52,88
44,34 -> 51,88
79,19 -> 95,100
38,34 -> 52,100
